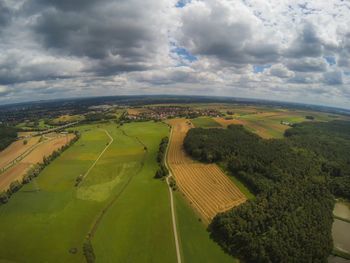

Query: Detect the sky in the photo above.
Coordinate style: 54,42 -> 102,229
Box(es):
0,0 -> 350,109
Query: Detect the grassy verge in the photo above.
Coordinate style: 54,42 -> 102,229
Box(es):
332,248 -> 350,260
218,163 -> 255,200
174,191 -> 237,263
334,215 -> 350,224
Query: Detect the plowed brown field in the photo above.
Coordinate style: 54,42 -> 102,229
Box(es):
166,119 -> 246,222
0,134 -> 75,191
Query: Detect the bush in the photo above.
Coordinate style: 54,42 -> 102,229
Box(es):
83,240 -> 95,263
154,137 -> 169,179
0,191 -> 9,204
9,181 -> 22,194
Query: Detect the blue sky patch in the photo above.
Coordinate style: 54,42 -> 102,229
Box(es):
324,56 -> 336,66
173,46 -> 197,62
175,0 -> 191,8
253,65 -> 271,73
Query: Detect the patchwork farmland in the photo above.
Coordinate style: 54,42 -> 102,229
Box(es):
166,119 -> 246,222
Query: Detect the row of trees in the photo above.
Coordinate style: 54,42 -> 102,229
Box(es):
0,131 -> 80,204
183,122 -> 346,262
154,137 -> 169,179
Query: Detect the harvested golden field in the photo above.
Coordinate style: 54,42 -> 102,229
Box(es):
17,131 -> 37,137
22,134 -> 75,164
166,119 -> 246,222
0,163 -> 31,191
213,117 -> 244,127
214,117 -> 289,139
0,134 -> 75,191
0,136 -> 40,170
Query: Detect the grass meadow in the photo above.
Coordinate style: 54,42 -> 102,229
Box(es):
0,122 -> 176,263
191,117 -> 221,128
174,191 -> 237,263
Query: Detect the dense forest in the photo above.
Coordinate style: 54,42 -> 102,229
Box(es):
0,126 -> 18,151
184,121 -> 350,262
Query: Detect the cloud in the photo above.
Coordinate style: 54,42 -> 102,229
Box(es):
177,0 -> 280,65
285,23 -> 324,58
323,70 -> 343,85
286,58 -> 328,72
0,50 -> 83,85
268,64 -> 294,78
0,0 -> 349,109
32,0 -> 175,75
0,1 -> 12,28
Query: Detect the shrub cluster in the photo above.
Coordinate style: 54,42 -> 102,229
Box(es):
154,137 -> 169,179
83,240 -> 96,263
0,131 -> 80,205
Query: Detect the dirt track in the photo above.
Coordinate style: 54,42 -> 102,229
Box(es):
166,119 -> 246,222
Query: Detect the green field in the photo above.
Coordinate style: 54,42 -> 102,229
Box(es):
0,121 -> 176,262
174,191 -> 236,263
191,117 -> 221,128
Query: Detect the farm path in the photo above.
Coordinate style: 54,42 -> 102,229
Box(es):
165,127 -> 182,263
77,129 -> 114,186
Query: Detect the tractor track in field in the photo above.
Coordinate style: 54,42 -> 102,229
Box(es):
76,129 -> 113,187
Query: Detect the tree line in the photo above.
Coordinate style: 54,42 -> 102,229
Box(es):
154,137 -> 169,179
183,121 -> 350,262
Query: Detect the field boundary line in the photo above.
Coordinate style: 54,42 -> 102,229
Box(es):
165,126 -> 182,263
77,129 -> 113,186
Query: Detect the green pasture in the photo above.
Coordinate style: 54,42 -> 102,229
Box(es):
191,117 -> 221,128
174,191 -> 237,263
92,122 -> 176,263
0,122 -> 176,263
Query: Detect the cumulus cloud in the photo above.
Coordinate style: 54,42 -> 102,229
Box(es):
177,0 -> 280,65
0,0 -> 349,109
268,64 -> 294,78
32,0 -> 176,75
286,58 -> 328,73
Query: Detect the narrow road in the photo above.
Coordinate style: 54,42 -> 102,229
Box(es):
78,129 -> 113,186
165,127 -> 182,263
